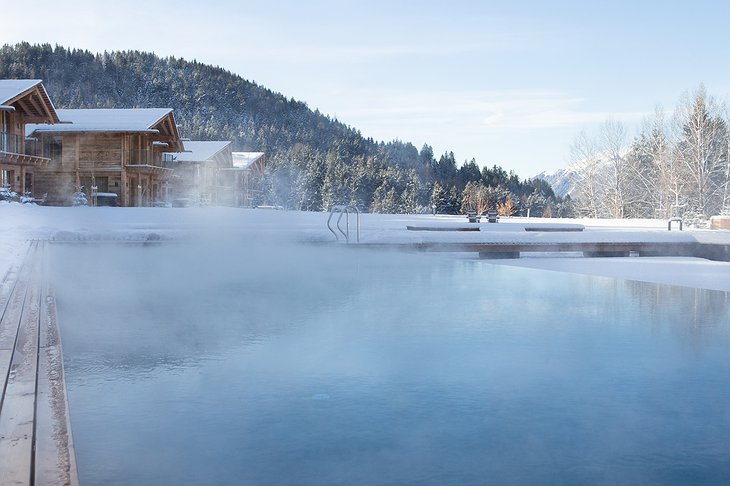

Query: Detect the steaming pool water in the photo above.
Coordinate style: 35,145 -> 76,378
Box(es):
51,242 -> 730,485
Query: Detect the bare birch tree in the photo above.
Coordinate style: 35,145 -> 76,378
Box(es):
570,130 -> 602,218
600,118 -> 629,218
673,86 -> 728,218
567,85 -> 729,220
627,107 -> 677,218
722,105 -> 730,215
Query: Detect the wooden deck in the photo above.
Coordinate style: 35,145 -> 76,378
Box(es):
0,241 -> 78,486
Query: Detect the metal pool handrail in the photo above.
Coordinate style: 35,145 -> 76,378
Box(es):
327,205 -> 360,243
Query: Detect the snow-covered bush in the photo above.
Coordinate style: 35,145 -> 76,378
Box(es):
682,211 -> 707,228
72,191 -> 88,206
0,186 -> 19,202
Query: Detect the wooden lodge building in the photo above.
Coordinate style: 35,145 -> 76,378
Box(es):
26,108 -> 184,207
0,80 -> 60,197
163,143 -> 266,207
229,152 -> 265,207
2,78 -> 266,207
164,140 -> 233,205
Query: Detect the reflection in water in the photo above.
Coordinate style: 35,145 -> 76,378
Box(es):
626,280 -> 730,328
624,280 -> 730,354
52,244 -> 730,485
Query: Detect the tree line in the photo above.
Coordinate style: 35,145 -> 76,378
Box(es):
257,143 -> 568,216
569,85 -> 729,221
0,42 -> 566,215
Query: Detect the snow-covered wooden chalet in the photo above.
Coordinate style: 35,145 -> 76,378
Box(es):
163,140 -> 233,205
225,152 -> 265,207
0,80 -> 59,198
26,108 -> 184,206
163,145 -> 265,207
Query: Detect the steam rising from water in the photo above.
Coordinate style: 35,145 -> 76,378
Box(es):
50,238 -> 730,485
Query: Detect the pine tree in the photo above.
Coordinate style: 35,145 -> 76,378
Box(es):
446,186 -> 462,215
430,182 -> 447,214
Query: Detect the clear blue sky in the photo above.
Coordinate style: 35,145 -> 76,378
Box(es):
3,0 -> 730,177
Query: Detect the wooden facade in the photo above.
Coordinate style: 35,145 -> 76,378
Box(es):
225,152 -> 266,207
164,141 -> 234,205
0,80 -> 59,197
28,109 -> 184,206
163,144 -> 266,207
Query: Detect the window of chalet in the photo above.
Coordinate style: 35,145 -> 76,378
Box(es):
1,169 -> 14,189
42,136 -> 63,163
130,134 -> 141,164
1,112 -> 10,151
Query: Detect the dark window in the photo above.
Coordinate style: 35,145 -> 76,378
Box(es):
50,136 -> 63,162
42,136 -> 63,163
130,135 -> 141,164
96,176 -> 109,193
1,170 -> 12,188
0,112 -> 9,151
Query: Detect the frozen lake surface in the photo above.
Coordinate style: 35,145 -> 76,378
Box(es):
51,241 -> 730,485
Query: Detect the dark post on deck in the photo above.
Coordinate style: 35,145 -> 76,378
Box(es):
668,217 -> 683,231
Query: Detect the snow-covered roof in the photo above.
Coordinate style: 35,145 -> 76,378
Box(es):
26,108 -> 174,134
167,141 -> 232,162
232,152 -> 265,169
0,79 -> 59,123
0,79 -> 43,105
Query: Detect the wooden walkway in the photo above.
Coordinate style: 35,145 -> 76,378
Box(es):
0,241 -> 78,486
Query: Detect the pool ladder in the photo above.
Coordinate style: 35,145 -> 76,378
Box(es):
327,205 -> 360,243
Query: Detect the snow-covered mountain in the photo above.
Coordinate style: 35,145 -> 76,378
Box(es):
535,148 -> 629,199
535,166 -> 580,199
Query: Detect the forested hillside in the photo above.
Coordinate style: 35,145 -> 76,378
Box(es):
0,42 -> 566,215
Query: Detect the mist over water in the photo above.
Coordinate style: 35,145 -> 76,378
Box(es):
51,240 -> 730,485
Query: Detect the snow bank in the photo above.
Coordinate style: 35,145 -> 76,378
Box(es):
495,256 -> 730,292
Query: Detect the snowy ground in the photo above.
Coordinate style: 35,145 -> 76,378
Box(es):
2,202 -> 730,291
